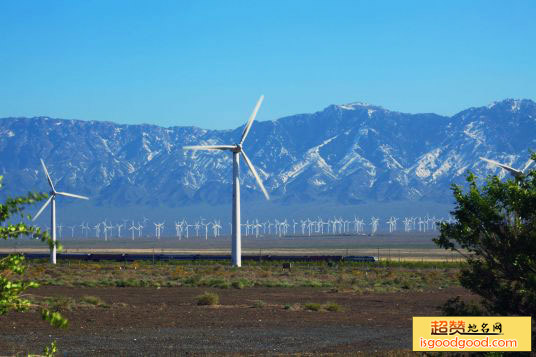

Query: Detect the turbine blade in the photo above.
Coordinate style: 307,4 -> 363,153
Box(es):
241,150 -> 269,200
40,159 -> 55,191
480,157 -> 504,166
32,195 -> 52,221
499,165 -> 523,177
480,157 -> 523,177
521,159 -> 534,173
240,95 -> 264,145
56,192 -> 89,200
183,145 -> 235,151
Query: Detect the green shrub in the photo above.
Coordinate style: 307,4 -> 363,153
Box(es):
44,297 -> 75,311
231,278 -> 252,289
435,160 -> 536,346
114,279 -> 127,287
183,275 -> 201,286
203,277 -> 230,289
196,292 -> 219,306
231,280 -> 244,289
283,303 -> 301,311
251,300 -> 266,308
97,278 -> 114,286
78,280 -> 97,288
80,295 -> 107,307
299,279 -> 324,288
257,279 -> 292,288
304,303 -> 322,311
114,278 -> 149,287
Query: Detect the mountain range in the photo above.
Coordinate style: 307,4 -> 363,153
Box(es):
1,98 -> 535,212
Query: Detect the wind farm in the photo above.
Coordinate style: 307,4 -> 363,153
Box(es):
7,109 -> 464,262
2,99 -> 535,355
2,1 -> 535,354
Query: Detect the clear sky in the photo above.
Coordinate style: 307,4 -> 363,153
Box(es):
1,1 -> 535,129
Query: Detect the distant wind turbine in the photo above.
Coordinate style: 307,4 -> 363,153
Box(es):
480,157 -> 534,178
32,159 -> 89,264
183,95 -> 269,267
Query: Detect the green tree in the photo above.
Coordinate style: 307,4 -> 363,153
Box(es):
434,153 -> 536,341
0,175 -> 68,355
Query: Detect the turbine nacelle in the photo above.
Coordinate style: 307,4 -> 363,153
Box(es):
32,159 -> 89,222
233,144 -> 243,153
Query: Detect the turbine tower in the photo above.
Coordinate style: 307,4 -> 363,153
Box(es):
183,95 -> 269,267
32,159 -> 89,264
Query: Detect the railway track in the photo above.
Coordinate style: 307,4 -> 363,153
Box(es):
0,252 -> 376,263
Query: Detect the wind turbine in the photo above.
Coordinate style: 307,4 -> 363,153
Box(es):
32,159 -> 89,264
154,222 -> 164,239
129,222 -> 136,240
183,95 -> 269,267
94,223 -> 101,238
116,223 -> 124,238
480,157 -> 534,178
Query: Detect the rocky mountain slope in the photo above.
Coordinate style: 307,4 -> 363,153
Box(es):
1,99 -> 535,207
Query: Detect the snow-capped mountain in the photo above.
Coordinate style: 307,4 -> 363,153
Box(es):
1,99 -> 535,207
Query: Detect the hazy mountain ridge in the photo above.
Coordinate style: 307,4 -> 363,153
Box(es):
1,98 -> 535,206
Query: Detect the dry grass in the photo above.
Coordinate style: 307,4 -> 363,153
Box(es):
301,302 -> 342,312
196,292 -> 219,306
80,295 -> 107,307
30,294 -> 111,311
19,260 -> 462,293
251,299 -> 266,308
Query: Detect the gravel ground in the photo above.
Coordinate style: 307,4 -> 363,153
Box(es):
0,286 -> 475,356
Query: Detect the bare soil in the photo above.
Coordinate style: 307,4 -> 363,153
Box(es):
0,286 -> 476,356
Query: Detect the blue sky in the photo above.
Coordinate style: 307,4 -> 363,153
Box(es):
1,1 -> 535,129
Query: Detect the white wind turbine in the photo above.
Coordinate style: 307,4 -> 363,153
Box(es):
154,222 -> 164,240
83,222 -> 90,237
480,156 -> 534,178
202,220 -> 211,240
370,217 -> 379,236
79,222 -> 86,237
213,220 -> 222,237
116,223 -> 124,238
67,225 -> 75,238
183,95 -> 269,267
129,221 -> 137,240
94,223 -> 101,238
32,159 -> 89,264
175,222 -> 182,240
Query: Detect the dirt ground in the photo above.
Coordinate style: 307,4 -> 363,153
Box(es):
0,286 -> 476,356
